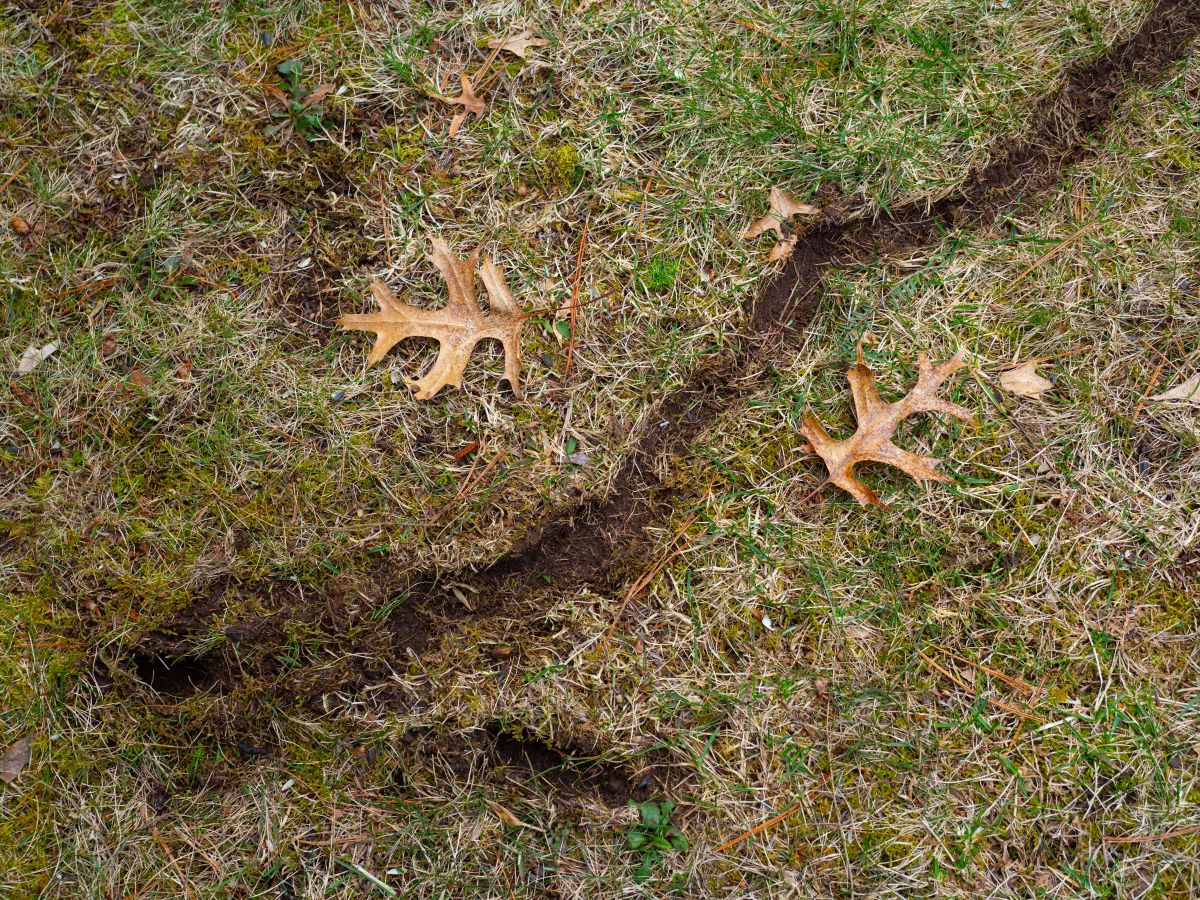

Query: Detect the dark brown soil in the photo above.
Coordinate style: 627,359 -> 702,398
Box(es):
486,723 -> 658,808
130,647 -> 224,696
113,0 -> 1200,739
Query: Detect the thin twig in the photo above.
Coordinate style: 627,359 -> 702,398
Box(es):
1008,672 -> 1049,751
930,646 -> 1035,695
379,170 -> 392,269
918,650 -> 1044,724
605,512 -> 698,639
43,0 -> 71,26
716,801 -> 802,852
44,276 -> 123,301
563,221 -> 589,380
1132,360 -> 1166,422
1104,824 -> 1200,844
0,159 -> 29,196
1009,221 -> 1095,288
733,17 -> 795,50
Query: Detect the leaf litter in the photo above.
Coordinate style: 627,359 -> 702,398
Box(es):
488,30 -> 549,59
431,73 -> 487,137
743,186 -> 820,262
1151,372 -> 1200,404
0,734 -> 33,784
16,342 -> 57,375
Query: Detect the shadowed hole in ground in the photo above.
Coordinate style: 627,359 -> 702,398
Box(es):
130,648 -> 224,697
485,723 -> 659,809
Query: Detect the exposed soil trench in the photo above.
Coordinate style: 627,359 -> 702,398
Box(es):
125,0 -> 1200,726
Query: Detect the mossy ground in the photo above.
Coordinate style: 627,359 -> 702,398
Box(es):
2,0 -> 1199,897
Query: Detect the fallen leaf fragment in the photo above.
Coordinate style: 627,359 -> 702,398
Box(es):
801,348 -> 975,507
488,801 -> 527,828
128,369 -> 152,388
1151,372 -> 1200,404
339,239 -> 532,400
0,734 -> 33,784
488,29 -> 549,59
744,187 -> 819,241
303,83 -> 337,106
998,361 -> 1053,397
453,441 -> 480,460
431,73 -> 486,137
16,342 -> 57,375
768,236 -> 797,262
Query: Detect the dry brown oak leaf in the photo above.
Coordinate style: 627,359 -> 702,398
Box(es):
431,73 -> 486,137
801,348 -> 975,507
488,29 -> 549,59
339,239 -> 531,400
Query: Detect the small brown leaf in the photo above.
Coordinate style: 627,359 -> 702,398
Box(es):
1151,372 -> 1200,404
9,379 -> 34,405
767,236 -> 798,262
453,441 -> 480,460
0,734 -> 33,784
16,342 -> 56,375
487,800 -> 527,829
102,335 -> 118,357
431,74 -> 486,137
128,369 -> 152,388
10,215 -> 30,236
488,29 -> 549,59
339,239 -> 532,400
801,348 -> 975,507
303,83 -> 337,106
744,186 -> 820,242
998,361 -> 1053,397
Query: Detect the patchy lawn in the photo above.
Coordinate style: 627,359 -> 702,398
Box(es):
3,0 -> 1200,896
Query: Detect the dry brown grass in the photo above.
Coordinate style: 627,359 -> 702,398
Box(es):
3,0 -> 1199,897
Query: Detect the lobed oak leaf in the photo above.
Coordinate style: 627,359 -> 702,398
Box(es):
488,29 -> 549,59
744,186 -> 820,261
339,239 -> 532,400
430,73 -> 486,137
801,348 -> 975,507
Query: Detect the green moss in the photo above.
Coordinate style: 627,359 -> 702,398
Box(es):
377,125 -> 426,166
225,120 -> 286,169
535,143 -> 581,190
640,257 -> 679,295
